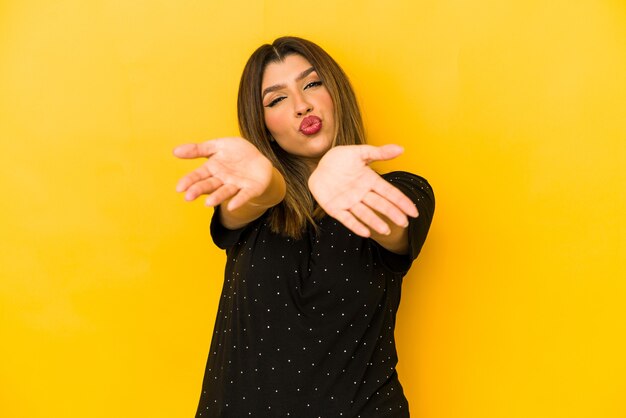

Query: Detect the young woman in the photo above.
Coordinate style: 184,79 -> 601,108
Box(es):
175,36 -> 435,418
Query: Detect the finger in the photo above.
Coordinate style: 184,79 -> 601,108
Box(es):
349,202 -> 390,235
183,177 -> 223,201
173,141 -> 218,159
330,209 -> 371,238
372,180 -> 419,218
362,191 -> 409,228
176,164 -> 212,193
359,144 -> 404,164
205,183 -> 239,207
226,188 -> 256,212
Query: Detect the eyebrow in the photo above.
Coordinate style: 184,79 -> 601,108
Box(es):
261,67 -> 317,99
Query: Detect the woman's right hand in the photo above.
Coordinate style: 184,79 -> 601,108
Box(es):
174,137 -> 278,212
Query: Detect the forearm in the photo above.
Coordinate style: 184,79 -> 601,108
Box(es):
368,211 -> 410,254
220,167 -> 286,230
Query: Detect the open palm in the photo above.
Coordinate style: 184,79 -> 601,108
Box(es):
308,145 -> 418,237
174,137 -> 273,211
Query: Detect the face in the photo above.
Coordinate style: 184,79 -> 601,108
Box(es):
261,54 -> 335,169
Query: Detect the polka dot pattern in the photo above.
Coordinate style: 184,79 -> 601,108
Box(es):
196,172 -> 434,417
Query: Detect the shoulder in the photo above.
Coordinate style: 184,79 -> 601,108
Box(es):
210,205 -> 269,249
382,171 -> 435,204
373,171 -> 435,272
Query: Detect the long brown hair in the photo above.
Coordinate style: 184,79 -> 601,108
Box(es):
237,36 -> 366,239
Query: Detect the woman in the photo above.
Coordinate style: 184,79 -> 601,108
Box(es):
175,36 -> 434,417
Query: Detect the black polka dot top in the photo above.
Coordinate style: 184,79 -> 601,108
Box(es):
196,172 -> 435,417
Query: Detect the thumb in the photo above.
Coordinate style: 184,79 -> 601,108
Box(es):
361,144 -> 404,164
173,140 -> 218,159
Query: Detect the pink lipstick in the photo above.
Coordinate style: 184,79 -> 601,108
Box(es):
299,115 -> 322,135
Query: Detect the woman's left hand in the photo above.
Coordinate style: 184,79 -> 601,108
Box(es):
308,144 -> 418,237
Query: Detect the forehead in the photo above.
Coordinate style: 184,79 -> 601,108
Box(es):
261,54 -> 315,89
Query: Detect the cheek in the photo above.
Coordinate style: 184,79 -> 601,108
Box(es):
320,93 -> 334,119
264,111 -> 286,136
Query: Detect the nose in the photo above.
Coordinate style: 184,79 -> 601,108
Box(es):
293,93 -> 313,117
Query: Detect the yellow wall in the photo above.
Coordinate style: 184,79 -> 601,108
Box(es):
1,1 -> 624,417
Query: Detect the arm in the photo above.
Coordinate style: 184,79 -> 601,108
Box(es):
368,212 -> 411,254
174,137 -> 286,230
308,144 -> 418,254
218,166 -> 285,229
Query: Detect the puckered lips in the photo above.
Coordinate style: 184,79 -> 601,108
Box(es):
299,115 -> 322,135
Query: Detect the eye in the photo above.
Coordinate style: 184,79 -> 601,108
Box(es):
304,80 -> 323,90
266,96 -> 286,108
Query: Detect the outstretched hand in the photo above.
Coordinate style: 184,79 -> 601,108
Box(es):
174,137 -> 274,211
308,144 -> 418,237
